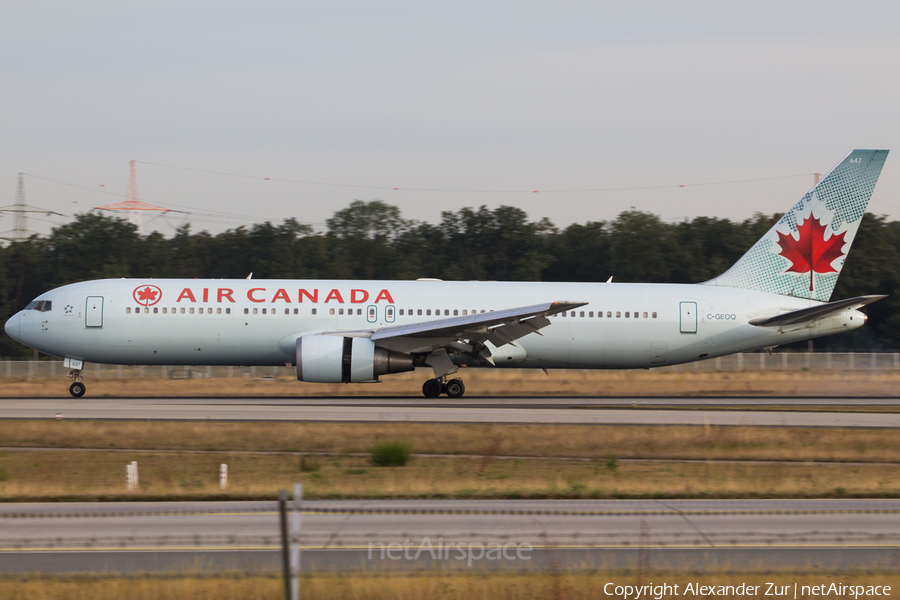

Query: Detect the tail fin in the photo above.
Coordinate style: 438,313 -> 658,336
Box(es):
703,149 -> 889,301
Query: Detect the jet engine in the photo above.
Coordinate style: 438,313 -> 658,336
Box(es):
296,335 -> 414,383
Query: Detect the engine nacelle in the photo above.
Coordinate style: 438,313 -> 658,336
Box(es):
296,335 -> 414,383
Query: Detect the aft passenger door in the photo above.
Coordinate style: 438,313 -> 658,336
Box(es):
679,301 -> 697,334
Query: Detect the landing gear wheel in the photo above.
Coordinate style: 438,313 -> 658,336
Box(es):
69,382 -> 86,398
445,378 -> 465,398
422,379 -> 443,398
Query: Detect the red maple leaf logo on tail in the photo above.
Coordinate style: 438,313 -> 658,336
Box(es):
776,215 -> 847,292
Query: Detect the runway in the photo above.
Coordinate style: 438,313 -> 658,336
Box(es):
2,499 -> 899,573
2,396 -> 900,427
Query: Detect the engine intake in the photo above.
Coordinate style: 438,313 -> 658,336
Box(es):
296,335 -> 414,383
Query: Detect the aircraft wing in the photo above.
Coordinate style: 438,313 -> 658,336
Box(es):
749,295 -> 886,327
329,300 -> 586,355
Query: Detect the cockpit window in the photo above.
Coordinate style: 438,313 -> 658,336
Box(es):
24,300 -> 52,311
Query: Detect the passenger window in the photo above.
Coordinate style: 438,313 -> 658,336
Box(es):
453,309 -> 458,316
444,309 -> 449,316
253,308 -> 258,314
643,312 -> 648,318
634,310 -> 639,318
589,311 -> 593,317
329,308 -> 335,315
426,309 -> 432,316
218,308 -> 223,314
226,308 -> 231,314
616,312 -> 621,318
580,311 -> 585,317
153,307 -> 158,314
284,308 -> 289,315
561,312 -> 566,317
625,312 -> 630,318
144,307 -> 149,314
293,308 -> 298,314
652,312 -> 657,318
462,310 -> 468,316
311,308 -> 317,315
162,308 -> 167,314
607,311 -> 612,318
481,310 -> 485,313
339,308 -> 344,315
181,307 -> 186,314
417,309 -> 422,316
126,307 -> 131,314
189,308 -> 194,314
263,308 -> 268,315
244,308 -> 249,314
399,309 -> 404,316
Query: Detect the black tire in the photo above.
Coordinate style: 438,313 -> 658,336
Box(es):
69,382 -> 86,398
445,379 -> 465,398
422,379 -> 442,398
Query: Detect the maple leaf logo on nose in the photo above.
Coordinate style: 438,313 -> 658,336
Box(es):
137,287 -> 158,302
133,285 -> 162,306
776,215 -> 847,292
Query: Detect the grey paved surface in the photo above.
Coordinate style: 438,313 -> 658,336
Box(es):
1,499 -> 899,573
2,397 -> 900,426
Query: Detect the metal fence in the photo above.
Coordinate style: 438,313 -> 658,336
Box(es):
2,352 -> 900,379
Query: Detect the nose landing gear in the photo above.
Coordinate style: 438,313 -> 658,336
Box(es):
422,377 -> 465,398
67,369 -> 86,398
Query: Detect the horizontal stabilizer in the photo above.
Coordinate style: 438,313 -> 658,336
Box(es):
749,295 -> 886,327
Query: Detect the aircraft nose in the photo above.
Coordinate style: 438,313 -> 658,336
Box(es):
4,313 -> 20,342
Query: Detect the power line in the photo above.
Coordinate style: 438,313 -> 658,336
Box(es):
21,172 -> 324,227
136,159 -> 815,194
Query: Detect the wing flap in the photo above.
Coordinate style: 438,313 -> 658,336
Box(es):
369,301 -> 585,341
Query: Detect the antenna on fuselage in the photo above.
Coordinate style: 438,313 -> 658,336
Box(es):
246,273 -> 253,279
606,276 -> 613,283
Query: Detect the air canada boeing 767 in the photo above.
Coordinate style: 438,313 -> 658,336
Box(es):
3,150 -> 890,398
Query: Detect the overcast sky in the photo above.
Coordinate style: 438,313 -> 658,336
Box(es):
2,1 -> 899,237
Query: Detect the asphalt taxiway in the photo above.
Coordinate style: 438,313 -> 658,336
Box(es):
2,396 -> 900,427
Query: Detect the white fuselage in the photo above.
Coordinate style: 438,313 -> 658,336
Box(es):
4,278 -> 865,369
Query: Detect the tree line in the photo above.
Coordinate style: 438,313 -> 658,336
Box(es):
1,200 -> 898,357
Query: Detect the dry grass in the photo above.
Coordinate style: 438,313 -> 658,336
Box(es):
4,367 -> 900,397
1,449 -> 897,500
3,420 -> 900,464
2,572 -> 899,600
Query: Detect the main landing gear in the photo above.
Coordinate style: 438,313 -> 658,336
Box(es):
422,377 -> 465,398
67,369 -> 86,398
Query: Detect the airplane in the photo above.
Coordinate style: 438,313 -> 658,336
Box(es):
2,149 -> 890,399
